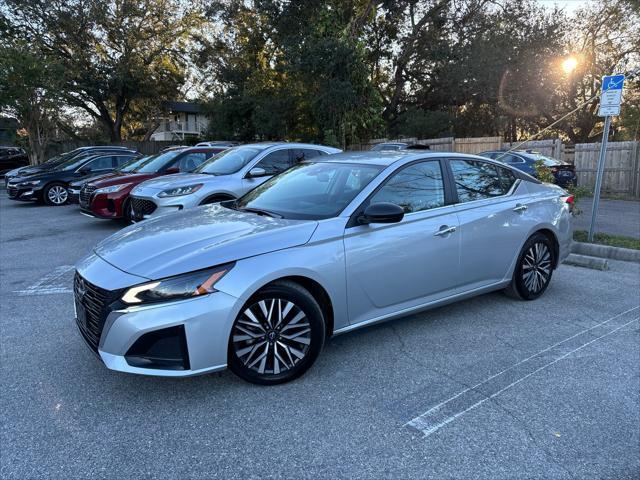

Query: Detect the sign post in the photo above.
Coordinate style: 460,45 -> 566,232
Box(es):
588,74 -> 625,242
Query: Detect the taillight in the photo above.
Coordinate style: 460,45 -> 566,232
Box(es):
550,167 -> 559,173
562,194 -> 575,213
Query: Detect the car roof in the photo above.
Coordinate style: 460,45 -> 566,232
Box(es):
315,150 -> 487,167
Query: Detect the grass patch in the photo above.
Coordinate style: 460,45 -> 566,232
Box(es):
573,230 -> 640,250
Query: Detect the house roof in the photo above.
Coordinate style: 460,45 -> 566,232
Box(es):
164,101 -> 204,113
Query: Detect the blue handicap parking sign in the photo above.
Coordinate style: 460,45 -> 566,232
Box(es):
602,74 -> 625,91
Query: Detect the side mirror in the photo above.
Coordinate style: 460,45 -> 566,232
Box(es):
247,167 -> 267,178
79,166 -> 91,174
359,202 -> 404,225
165,166 -> 180,174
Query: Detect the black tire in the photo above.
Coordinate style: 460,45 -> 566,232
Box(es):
122,198 -> 133,224
505,232 -> 555,300
43,182 -> 69,206
228,280 -> 325,385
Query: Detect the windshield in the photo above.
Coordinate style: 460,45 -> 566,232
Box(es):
234,162 -> 383,220
196,146 -> 267,175
135,150 -> 182,173
59,153 -> 101,171
119,155 -> 154,173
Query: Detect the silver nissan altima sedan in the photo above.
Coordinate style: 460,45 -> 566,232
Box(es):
73,151 -> 573,384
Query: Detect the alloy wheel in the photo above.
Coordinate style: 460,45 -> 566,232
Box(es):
47,186 -> 68,205
232,298 -> 311,375
521,242 -> 551,293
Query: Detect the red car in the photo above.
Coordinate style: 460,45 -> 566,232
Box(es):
80,146 -> 227,222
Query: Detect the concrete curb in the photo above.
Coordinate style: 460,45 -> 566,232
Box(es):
563,253 -> 609,271
571,241 -> 640,263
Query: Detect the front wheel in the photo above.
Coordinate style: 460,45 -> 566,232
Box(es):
122,198 -> 133,224
505,233 -> 555,300
228,281 -> 325,385
43,183 -> 69,206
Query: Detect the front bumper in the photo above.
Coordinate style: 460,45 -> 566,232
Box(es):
130,194 -> 186,221
67,188 -> 81,204
95,292 -> 238,376
74,264 -> 240,377
6,185 -> 41,201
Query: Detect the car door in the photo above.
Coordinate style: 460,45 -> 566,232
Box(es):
448,158 -> 531,290
343,159 -> 461,326
241,148 -> 293,194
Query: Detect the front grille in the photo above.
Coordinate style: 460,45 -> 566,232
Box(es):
131,197 -> 157,216
74,273 -> 114,353
79,184 -> 96,207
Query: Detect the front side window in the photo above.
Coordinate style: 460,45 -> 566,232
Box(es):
451,159 -> 508,203
255,149 -> 292,175
370,161 -> 445,213
176,153 -> 207,171
196,146 -> 267,175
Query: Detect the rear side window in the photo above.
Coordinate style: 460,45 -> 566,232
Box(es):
292,149 -> 324,163
85,156 -> 115,171
496,166 -> 517,192
370,161 -> 445,213
450,159 -> 508,203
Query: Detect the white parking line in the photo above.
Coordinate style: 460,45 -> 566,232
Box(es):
13,265 -> 75,296
405,306 -> 639,437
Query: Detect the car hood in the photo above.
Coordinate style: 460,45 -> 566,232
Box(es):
91,172 -> 160,188
134,173 -> 215,191
94,205 -> 318,279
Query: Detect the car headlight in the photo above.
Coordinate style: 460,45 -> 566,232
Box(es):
18,180 -> 41,187
95,184 -> 129,194
121,263 -> 234,305
158,184 -> 203,198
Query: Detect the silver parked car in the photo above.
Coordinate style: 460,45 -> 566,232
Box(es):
128,143 -> 341,221
74,151 -> 572,384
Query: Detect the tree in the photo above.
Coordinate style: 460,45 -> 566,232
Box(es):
3,0 -> 203,141
0,40 -> 64,164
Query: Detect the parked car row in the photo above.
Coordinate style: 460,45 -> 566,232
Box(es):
3,142 -> 573,385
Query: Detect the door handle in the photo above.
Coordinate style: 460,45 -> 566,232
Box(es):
513,204 -> 528,212
434,225 -> 456,237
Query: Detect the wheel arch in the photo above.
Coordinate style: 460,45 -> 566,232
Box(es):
533,228 -> 560,269
199,192 -> 236,206
249,275 -> 335,338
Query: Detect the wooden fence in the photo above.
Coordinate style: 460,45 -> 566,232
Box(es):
574,141 -> 640,197
356,136 -> 640,197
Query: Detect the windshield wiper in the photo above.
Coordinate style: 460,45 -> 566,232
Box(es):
239,207 -> 282,218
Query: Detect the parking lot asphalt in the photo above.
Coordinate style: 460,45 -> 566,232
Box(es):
1,192 -> 639,480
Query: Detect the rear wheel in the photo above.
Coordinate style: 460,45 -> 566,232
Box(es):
228,281 -> 325,385
43,183 -> 68,206
505,233 -> 554,300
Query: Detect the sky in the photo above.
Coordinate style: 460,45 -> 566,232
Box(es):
535,0 -> 589,12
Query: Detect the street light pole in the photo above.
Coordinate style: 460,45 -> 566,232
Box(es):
588,114 -> 612,242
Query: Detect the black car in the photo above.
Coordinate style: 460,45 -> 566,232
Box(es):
7,151 -> 139,205
0,147 -> 29,175
4,146 -> 136,186
479,150 -> 577,187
